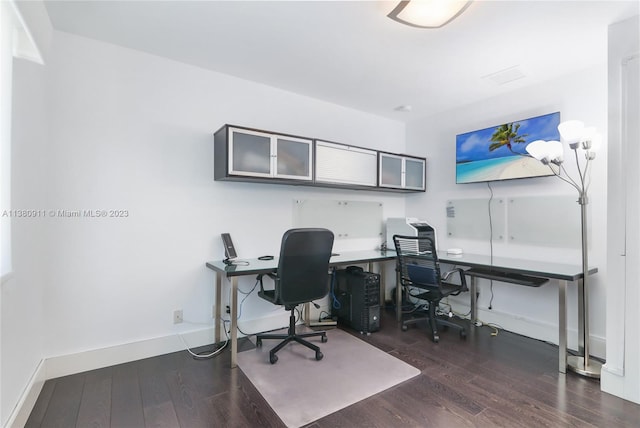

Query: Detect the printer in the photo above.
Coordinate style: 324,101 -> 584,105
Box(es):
386,217 -> 437,251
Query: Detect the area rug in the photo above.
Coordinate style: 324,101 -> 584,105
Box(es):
237,328 -> 420,428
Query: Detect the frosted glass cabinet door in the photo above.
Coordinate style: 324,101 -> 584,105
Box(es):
215,124 -> 425,191
380,154 -> 403,187
379,153 -> 426,190
228,129 -> 312,180
229,129 -> 272,177
275,136 -> 312,180
405,158 -> 425,190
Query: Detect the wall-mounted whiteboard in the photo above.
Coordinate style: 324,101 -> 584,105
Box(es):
508,195 -> 582,248
446,198 -> 506,241
293,199 -> 383,239
446,195 -> 584,248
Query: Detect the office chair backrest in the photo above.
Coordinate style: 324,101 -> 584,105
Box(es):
393,234 -> 441,288
277,228 -> 335,306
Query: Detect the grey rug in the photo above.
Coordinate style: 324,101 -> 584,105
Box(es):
237,328 -> 420,428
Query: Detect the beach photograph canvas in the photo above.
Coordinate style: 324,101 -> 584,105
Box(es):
456,112 -> 561,184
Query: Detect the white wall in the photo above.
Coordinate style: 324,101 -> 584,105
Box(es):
405,66 -> 609,356
2,25 -> 409,424
40,31 -> 406,358
1,1 -> 51,425
1,57 -> 49,427
602,15 -> 640,404
5,6 -> 637,423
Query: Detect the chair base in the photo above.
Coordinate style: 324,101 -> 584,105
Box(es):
255,308 -> 327,364
402,302 -> 466,343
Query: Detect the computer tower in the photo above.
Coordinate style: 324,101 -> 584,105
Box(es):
332,266 -> 381,334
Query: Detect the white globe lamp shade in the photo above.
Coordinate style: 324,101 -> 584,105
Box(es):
558,120 -> 585,144
590,133 -> 603,152
525,140 -> 549,161
547,140 -> 564,163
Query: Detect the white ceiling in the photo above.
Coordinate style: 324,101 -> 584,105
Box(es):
43,0 -> 639,122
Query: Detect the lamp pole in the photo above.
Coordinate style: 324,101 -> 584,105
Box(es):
570,191 -> 602,377
526,121 -> 603,378
568,152 -> 601,377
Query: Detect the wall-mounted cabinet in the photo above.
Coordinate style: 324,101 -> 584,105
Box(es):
315,141 -> 377,187
214,124 -> 426,193
215,125 -> 312,182
378,152 -> 426,191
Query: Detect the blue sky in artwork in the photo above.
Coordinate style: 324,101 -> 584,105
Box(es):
456,112 -> 560,162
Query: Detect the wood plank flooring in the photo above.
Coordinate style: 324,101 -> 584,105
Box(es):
26,311 -> 640,427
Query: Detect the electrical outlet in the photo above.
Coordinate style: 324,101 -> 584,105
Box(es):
226,305 -> 230,314
173,309 -> 183,324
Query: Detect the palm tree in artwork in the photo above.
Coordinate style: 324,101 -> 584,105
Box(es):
489,123 -> 529,155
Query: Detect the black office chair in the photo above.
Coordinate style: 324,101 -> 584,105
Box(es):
393,234 -> 468,342
255,228 -> 335,364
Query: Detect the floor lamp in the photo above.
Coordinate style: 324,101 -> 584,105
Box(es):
526,120 -> 603,378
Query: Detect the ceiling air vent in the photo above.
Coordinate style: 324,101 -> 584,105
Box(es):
482,66 -> 526,85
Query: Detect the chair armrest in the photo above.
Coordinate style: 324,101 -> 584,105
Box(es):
256,271 -> 279,293
442,269 -> 456,281
442,268 -> 468,293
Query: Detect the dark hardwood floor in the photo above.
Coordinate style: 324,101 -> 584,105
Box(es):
26,311 -> 640,427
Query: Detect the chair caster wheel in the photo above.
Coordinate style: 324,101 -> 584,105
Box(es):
315,351 -> 323,361
321,335 -> 328,343
256,338 -> 262,347
269,353 -> 278,364
460,330 -> 467,339
401,325 -> 408,332
433,335 -> 440,343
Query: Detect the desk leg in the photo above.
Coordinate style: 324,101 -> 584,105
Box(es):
559,279 -> 567,374
378,262 -> 386,311
214,273 -> 222,345
470,276 -> 477,326
577,277 -> 585,357
396,270 -> 402,323
230,277 -> 238,369
304,302 -> 311,327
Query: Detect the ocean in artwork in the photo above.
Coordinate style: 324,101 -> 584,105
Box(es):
456,155 -> 553,184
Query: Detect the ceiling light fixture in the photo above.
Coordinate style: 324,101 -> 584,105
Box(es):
387,0 -> 472,29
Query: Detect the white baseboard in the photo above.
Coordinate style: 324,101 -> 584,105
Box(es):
236,310 -> 290,335
45,327 -> 217,379
601,364 -> 640,405
448,301 -> 606,359
4,359 -> 46,428
8,327 -> 216,427
8,309 -> 306,426
602,362 -> 625,377
7,304 -> 607,426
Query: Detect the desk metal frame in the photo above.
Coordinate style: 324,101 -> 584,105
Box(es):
395,251 -> 597,374
208,250 -> 596,373
206,250 -> 396,368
